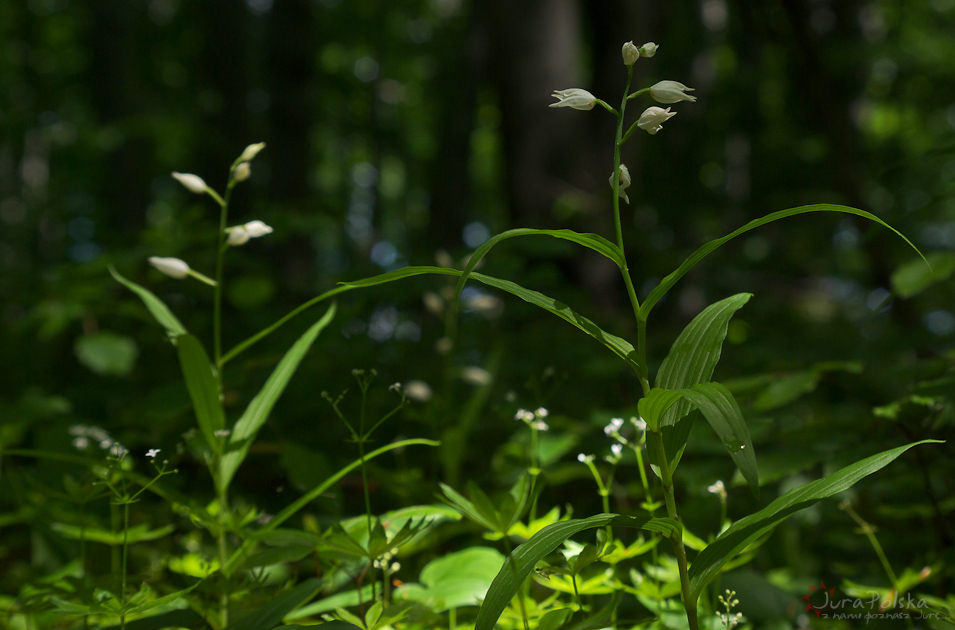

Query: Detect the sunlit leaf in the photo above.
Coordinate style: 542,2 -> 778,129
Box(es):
687,439 -> 943,600
176,334 -> 225,453
109,266 -> 187,339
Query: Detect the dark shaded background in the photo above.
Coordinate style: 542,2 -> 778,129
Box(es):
1,0 -> 954,621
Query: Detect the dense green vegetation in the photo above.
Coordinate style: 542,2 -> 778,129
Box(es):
1,1 -> 953,629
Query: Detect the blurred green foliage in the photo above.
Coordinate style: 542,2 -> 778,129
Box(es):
1,0 -> 954,626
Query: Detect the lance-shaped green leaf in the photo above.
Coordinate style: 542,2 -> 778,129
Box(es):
343,266 -> 640,373
687,439 -> 943,601
640,204 -> 926,319
109,266 -> 187,339
177,334 -> 225,453
222,438 -> 440,576
454,228 -> 626,301
637,388 -> 684,432
656,293 -> 751,469
677,382 -> 757,498
474,514 -> 680,630
219,305 -> 336,492
230,578 -> 323,630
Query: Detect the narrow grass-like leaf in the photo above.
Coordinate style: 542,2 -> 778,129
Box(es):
343,266 -> 640,373
677,383 -> 758,498
229,577 -> 323,630
687,439 -> 943,600
474,514 -> 680,630
219,305 -> 336,492
51,522 -> 175,545
222,438 -> 439,575
641,204 -> 926,319
176,334 -> 225,453
656,293 -> 751,469
109,266 -> 187,339
454,228 -> 626,300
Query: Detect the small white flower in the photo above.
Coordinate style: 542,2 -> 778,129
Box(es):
707,480 -> 726,495
577,453 -> 593,463
637,106 -> 677,135
389,382 -> 402,392
604,417 -> 625,436
404,380 -> 433,402
609,165 -> 631,204
649,80 -> 697,104
531,420 -> 549,431
535,407 -> 549,418
639,42 -> 658,57
234,162 -> 251,182
108,443 -> 127,458
148,256 -> 190,279
549,88 -> 597,111
461,366 -> 493,386
239,142 -> 266,162
171,172 -> 207,194
99,438 -> 113,449
621,41 -> 639,65
146,448 -> 161,459
611,443 -> 623,457
631,416 -> 647,432
72,436 -> 90,450
514,409 -> 534,422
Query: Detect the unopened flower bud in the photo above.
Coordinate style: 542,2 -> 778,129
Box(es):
650,80 -> 697,104
234,162 -> 251,182
609,164 -> 632,204
637,106 -> 676,135
549,88 -> 597,111
639,42 -> 658,57
148,256 -> 190,279
226,220 -> 273,246
172,172 -> 207,194
621,41 -> 639,65
239,142 -> 266,162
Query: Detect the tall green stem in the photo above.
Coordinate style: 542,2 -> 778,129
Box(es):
647,430 -> 699,630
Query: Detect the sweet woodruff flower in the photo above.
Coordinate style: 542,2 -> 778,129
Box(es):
227,220 -> 273,246
637,106 -> 676,135
148,256 -> 190,279
609,164 -> 632,203
171,172 -> 207,194
549,88 -> 597,111
621,41 -> 639,65
239,142 -> 266,162
650,80 -> 697,104
639,42 -> 658,57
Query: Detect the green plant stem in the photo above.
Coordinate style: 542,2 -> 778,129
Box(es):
647,430 -> 699,630
121,499 -> 130,630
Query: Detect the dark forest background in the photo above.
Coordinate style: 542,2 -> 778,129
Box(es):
2,0 -> 954,618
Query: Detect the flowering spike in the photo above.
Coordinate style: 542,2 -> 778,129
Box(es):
650,80 -> 697,104
549,88 -> 597,111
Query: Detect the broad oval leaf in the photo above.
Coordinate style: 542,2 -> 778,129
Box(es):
474,514 -> 680,630
176,334 -> 225,453
677,382 -> 758,498
687,439 -> 942,600
109,265 -> 187,339
640,204 -> 927,320
656,293 -> 751,469
219,305 -> 337,492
